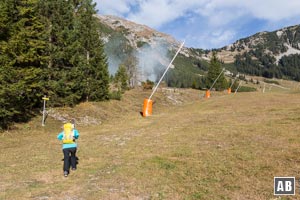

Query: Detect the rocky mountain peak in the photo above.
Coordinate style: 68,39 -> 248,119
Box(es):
95,15 -> 180,49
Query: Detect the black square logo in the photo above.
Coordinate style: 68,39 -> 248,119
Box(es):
274,177 -> 295,195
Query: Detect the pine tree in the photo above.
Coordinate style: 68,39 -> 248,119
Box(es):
206,52 -> 228,90
39,0 -> 83,106
0,1 -> 12,41
114,64 -> 128,92
123,55 -> 138,88
0,0 -> 47,128
75,0 -> 109,101
0,0 -> 111,129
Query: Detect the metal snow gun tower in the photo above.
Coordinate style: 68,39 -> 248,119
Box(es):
142,41 -> 185,117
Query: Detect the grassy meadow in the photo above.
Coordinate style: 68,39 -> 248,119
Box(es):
1,84 -> 300,199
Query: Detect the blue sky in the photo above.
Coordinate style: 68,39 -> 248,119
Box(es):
95,0 -> 300,49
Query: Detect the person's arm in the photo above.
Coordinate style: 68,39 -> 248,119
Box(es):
73,129 -> 79,139
57,132 -> 63,140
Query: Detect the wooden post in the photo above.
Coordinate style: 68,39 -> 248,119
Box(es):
42,96 -> 49,126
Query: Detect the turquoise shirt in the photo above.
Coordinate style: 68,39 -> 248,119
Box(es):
57,129 -> 79,149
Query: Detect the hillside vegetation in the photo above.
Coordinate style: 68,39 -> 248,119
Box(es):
0,0 -> 109,129
98,14 -> 300,92
1,83 -> 300,199
97,15 -> 209,89
217,25 -> 300,81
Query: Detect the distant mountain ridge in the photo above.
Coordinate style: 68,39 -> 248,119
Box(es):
215,25 -> 300,63
96,14 -> 300,81
216,25 -> 300,80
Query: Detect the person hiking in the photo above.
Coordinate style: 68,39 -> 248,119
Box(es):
57,122 -> 79,177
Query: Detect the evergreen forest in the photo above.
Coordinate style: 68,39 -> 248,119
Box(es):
0,0 -> 109,129
234,50 -> 300,81
232,25 -> 300,81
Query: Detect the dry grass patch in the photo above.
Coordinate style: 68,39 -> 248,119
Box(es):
1,88 -> 300,199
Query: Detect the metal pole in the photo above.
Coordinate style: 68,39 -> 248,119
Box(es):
148,41 -> 185,100
234,81 -> 242,94
42,99 -> 46,126
41,96 -> 49,126
229,75 -> 238,89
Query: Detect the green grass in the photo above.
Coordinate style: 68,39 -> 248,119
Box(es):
1,87 -> 300,199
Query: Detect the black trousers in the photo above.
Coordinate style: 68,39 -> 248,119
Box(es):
63,147 -> 77,172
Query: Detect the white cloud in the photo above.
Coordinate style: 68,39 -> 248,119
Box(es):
126,0 -> 209,28
243,0 -> 300,21
185,29 -> 236,49
96,0 -> 209,28
211,30 -> 236,46
95,0 -> 300,48
127,0 -> 180,28
94,0 -> 134,16
96,0 -> 300,27
195,0 -> 300,21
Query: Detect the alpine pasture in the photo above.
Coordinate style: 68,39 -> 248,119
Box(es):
1,81 -> 300,200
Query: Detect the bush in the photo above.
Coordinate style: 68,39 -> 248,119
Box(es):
137,41 -> 150,48
108,91 -> 122,100
142,80 -> 154,90
237,86 -> 257,92
263,79 -> 280,85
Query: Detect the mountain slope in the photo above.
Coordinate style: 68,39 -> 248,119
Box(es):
96,14 -> 300,82
210,25 -> 300,80
96,14 -> 207,89
214,25 -> 300,64
96,15 -> 180,49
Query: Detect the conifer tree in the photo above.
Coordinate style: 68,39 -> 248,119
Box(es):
206,52 -> 228,90
123,55 -> 138,88
75,0 -> 109,101
39,0 -> 83,106
0,0 -> 111,129
115,65 -> 129,92
0,0 -> 47,128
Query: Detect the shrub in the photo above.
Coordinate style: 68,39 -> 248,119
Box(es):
108,91 -> 122,100
137,41 -> 149,48
263,79 -> 280,85
237,86 -> 257,92
142,80 -> 154,90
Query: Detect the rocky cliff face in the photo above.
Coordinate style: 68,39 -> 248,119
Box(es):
96,15 -> 180,49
